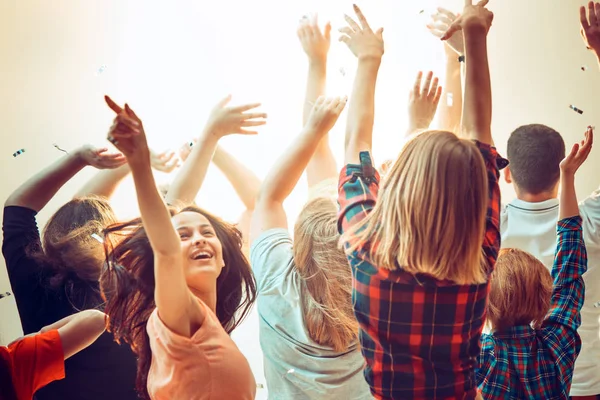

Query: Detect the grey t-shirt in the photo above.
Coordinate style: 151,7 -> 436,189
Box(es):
250,228 -> 373,400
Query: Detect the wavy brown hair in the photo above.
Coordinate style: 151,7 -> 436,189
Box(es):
100,205 -> 257,399
27,196 -> 117,310
293,197 -> 358,352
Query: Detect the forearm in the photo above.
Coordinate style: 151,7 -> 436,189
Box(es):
461,28 -> 493,145
438,55 -> 463,132
258,128 -> 324,204
344,58 -> 381,164
303,60 -> 327,125
74,164 -> 130,199
130,158 -> 181,256
165,133 -> 219,205
559,174 -> 579,219
5,149 -> 87,211
57,310 -> 107,360
212,146 -> 261,210
40,313 -> 77,333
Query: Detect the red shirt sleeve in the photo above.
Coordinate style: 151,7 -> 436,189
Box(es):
7,329 -> 65,399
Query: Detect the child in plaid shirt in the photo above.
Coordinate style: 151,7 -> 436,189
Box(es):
337,1 -> 502,399
477,127 -> 593,399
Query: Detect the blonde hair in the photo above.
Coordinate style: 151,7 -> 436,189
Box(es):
487,248 -> 552,331
293,197 -> 358,352
343,131 -> 489,285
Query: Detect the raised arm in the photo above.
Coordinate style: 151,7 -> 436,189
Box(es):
212,146 -> 261,211
40,309 -> 107,359
406,71 -> 442,136
74,150 -> 178,199
544,127 -> 593,340
5,146 -> 125,211
298,14 -> 338,186
443,0 -> 494,145
428,8 -> 464,132
250,97 -> 347,242
105,96 -> 199,338
165,97 -> 266,206
340,5 -> 384,165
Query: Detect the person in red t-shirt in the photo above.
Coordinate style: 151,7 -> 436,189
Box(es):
0,309 -> 107,400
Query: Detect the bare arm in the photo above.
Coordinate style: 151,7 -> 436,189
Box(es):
251,97 -> 347,243
5,146 -> 126,211
298,15 -> 338,186
105,97 -> 200,338
212,146 -> 261,211
340,6 -> 384,165
438,48 -> 463,132
560,127 -> 594,219
39,310 -> 107,359
74,164 -> 130,199
166,97 -> 266,206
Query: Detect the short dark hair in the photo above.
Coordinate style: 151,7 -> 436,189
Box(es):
507,124 -> 565,194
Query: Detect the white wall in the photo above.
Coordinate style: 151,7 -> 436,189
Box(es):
1,0 -> 599,398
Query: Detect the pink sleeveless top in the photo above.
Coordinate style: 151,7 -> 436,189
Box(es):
146,301 -> 256,400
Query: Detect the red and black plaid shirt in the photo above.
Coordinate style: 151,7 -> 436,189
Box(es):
337,142 -> 502,399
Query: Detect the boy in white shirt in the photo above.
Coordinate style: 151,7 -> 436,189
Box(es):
501,5 -> 600,399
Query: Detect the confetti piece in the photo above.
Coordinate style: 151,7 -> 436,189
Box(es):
256,384 -> 264,389
13,149 -> 25,157
419,10 -> 425,14
339,67 -> 346,77
446,92 -> 454,107
0,292 -> 11,299
570,105 -> 584,114
582,65 -> 588,71
594,302 -> 600,308
91,233 -> 104,243
96,65 -> 107,76
53,143 -> 68,153
287,368 -> 295,374
189,142 -> 194,147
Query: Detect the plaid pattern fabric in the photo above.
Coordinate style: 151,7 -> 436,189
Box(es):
477,216 -> 586,400
337,142 -> 501,399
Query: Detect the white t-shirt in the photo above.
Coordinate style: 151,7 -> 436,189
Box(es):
501,191 -> 600,396
250,228 -> 373,400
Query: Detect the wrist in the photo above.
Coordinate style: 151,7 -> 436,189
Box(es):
358,55 -> 382,64
308,58 -> 327,69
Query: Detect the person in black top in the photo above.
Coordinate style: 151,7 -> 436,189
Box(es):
2,144 -> 138,400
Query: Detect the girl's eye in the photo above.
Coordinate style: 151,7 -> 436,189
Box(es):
202,231 -> 214,237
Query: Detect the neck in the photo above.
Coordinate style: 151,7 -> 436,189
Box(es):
190,287 -> 217,314
516,192 -> 556,203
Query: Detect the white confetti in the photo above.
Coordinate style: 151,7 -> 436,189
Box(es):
96,65 -> 107,76
91,233 -> 104,243
256,383 -> 264,389
594,302 -> 600,308
446,92 -> 454,107
339,67 -> 346,77
287,368 -> 295,374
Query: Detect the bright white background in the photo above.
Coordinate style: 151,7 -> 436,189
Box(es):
1,0 -> 600,398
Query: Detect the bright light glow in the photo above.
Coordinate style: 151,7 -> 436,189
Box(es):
73,1 -> 452,397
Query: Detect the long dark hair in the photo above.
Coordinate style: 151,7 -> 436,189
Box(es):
27,196 -> 118,311
0,351 -> 17,400
100,205 -> 257,399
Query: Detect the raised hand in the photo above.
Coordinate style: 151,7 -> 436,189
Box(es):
428,8 -> 464,55
339,4 -> 384,60
77,144 -> 126,169
204,95 -> 267,139
441,0 -> 494,41
305,96 -> 348,133
560,126 -> 594,175
150,149 -> 179,173
581,2 -> 600,53
298,13 -> 331,62
105,95 -> 149,162
408,71 -> 443,132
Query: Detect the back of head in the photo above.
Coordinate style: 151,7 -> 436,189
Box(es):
0,350 -> 17,400
33,196 -> 117,308
293,197 -> 358,352
507,124 -> 565,195
487,248 -> 552,331
344,130 -> 489,285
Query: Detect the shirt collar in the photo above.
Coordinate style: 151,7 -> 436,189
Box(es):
508,197 -> 559,212
492,324 -> 535,339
